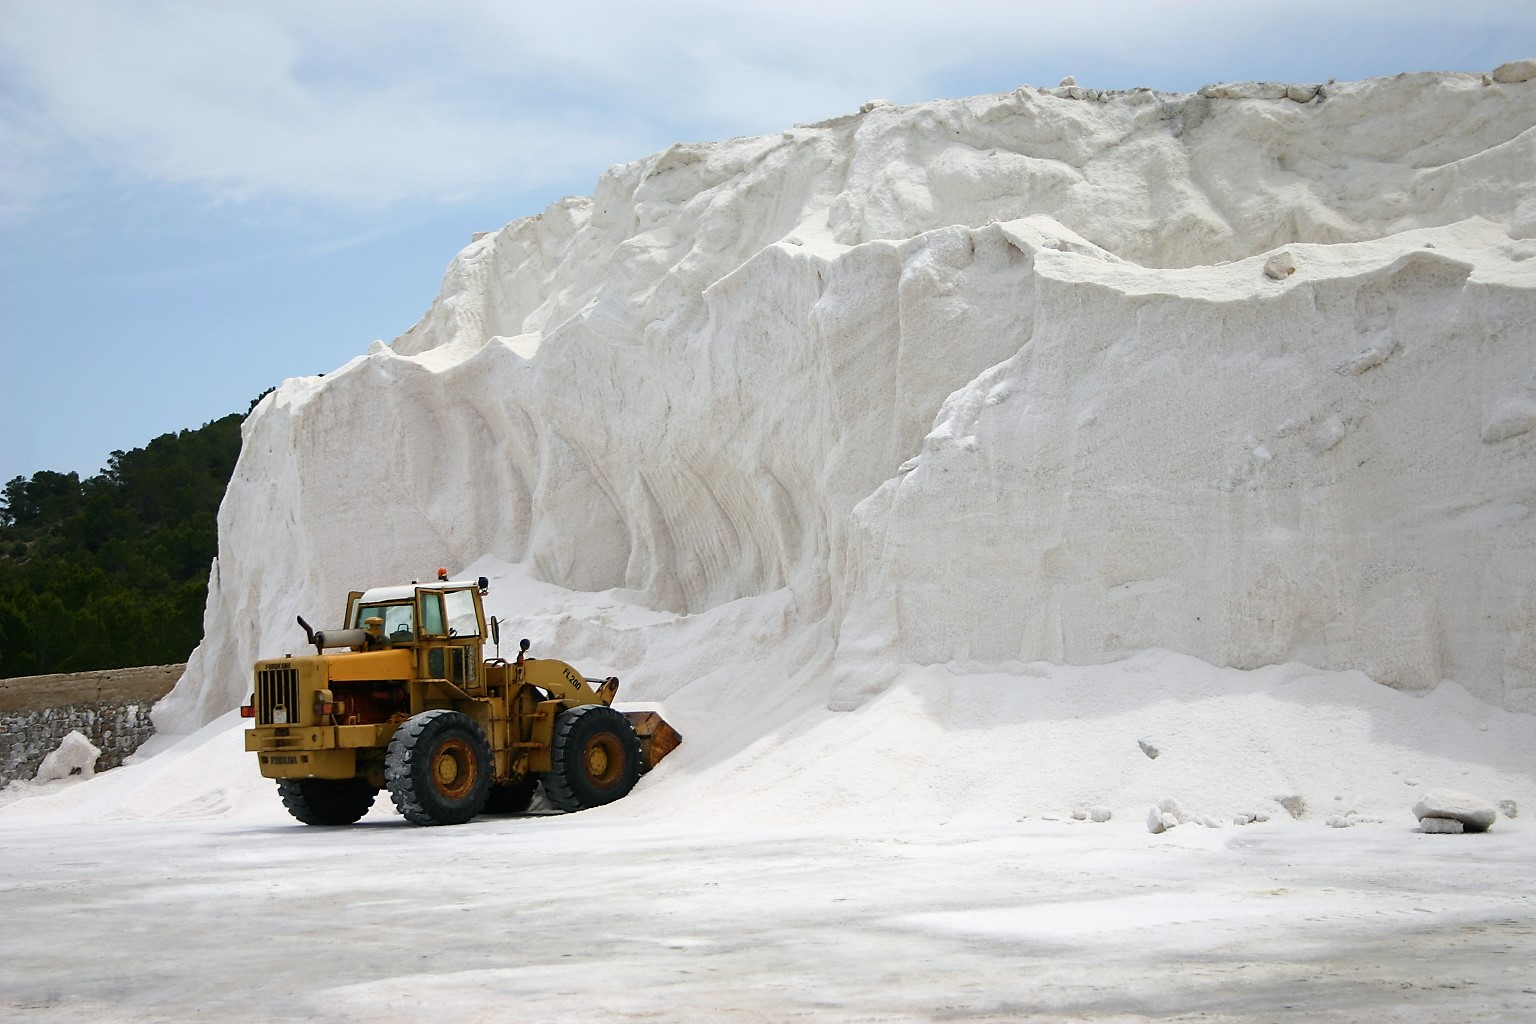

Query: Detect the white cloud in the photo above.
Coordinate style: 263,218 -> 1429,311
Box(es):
0,0 -> 1530,213
0,1 -> 655,208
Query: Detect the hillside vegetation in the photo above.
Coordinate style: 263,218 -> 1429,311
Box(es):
0,400 -> 259,678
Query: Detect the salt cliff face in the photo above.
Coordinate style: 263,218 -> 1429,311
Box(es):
157,67 -> 1536,731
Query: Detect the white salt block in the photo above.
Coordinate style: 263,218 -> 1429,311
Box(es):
1491,59 -> 1536,84
1412,788 -> 1497,832
1264,251 -> 1296,280
34,730 -> 102,783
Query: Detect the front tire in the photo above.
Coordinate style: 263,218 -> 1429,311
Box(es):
276,777 -> 377,826
385,710 -> 493,826
541,704 -> 643,812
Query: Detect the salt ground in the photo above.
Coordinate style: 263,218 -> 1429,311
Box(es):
1,809 -> 1533,1021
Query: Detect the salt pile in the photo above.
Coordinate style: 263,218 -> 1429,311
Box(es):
13,65 -> 1536,828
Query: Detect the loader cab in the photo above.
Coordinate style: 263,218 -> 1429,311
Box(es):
347,580 -> 488,689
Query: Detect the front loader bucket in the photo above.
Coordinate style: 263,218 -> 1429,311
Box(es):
623,711 -> 682,771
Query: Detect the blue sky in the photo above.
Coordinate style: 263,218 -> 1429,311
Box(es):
1,1 -> 1531,485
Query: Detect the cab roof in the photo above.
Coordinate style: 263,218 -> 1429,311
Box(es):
357,580 -> 482,604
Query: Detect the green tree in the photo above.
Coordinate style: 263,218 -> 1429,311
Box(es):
0,400 -> 256,677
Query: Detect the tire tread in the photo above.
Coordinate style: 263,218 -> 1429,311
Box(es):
276,777 -> 377,826
385,709 -> 492,826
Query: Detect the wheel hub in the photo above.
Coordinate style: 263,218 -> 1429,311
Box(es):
583,734 -> 623,787
431,738 -> 476,798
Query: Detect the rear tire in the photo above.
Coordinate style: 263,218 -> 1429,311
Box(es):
385,710 -> 492,826
276,777 -> 377,826
541,704 -> 643,812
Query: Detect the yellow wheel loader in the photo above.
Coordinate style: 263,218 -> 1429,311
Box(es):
241,573 -> 681,826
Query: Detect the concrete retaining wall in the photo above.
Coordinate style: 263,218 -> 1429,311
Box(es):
0,665 -> 183,783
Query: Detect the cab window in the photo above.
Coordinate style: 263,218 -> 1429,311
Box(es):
420,593 -> 446,636
428,645 -> 478,685
444,589 -> 480,637
356,602 -> 414,639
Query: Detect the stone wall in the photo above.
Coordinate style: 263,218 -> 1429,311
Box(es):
0,665 -> 183,783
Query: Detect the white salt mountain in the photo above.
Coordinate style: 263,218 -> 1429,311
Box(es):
157,66 -> 1536,752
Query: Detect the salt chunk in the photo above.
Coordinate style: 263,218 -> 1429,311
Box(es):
1311,416 -> 1347,453
1325,815 -> 1353,828
1264,251 -> 1296,280
34,730 -> 102,783
1412,788 -> 1497,832
1276,794 -> 1306,819
1147,807 -> 1180,834
1419,816 -> 1465,834
1059,76 -> 1078,88
1071,805 -> 1088,821
1137,738 -> 1160,760
1481,399 -> 1536,444
1491,59 -> 1536,84
1090,806 -> 1113,823
1497,799 -> 1518,819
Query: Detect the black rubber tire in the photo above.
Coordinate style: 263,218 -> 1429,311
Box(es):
384,710 -> 493,826
483,775 -> 539,814
276,777 -> 377,826
541,704 -> 643,812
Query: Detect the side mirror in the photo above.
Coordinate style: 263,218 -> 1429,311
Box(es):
520,638 -> 530,653
478,576 -> 490,595
489,616 -> 500,646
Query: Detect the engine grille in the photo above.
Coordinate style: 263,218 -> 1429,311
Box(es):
255,665 -> 299,725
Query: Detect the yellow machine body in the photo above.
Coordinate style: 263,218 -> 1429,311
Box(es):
242,579 -> 680,816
